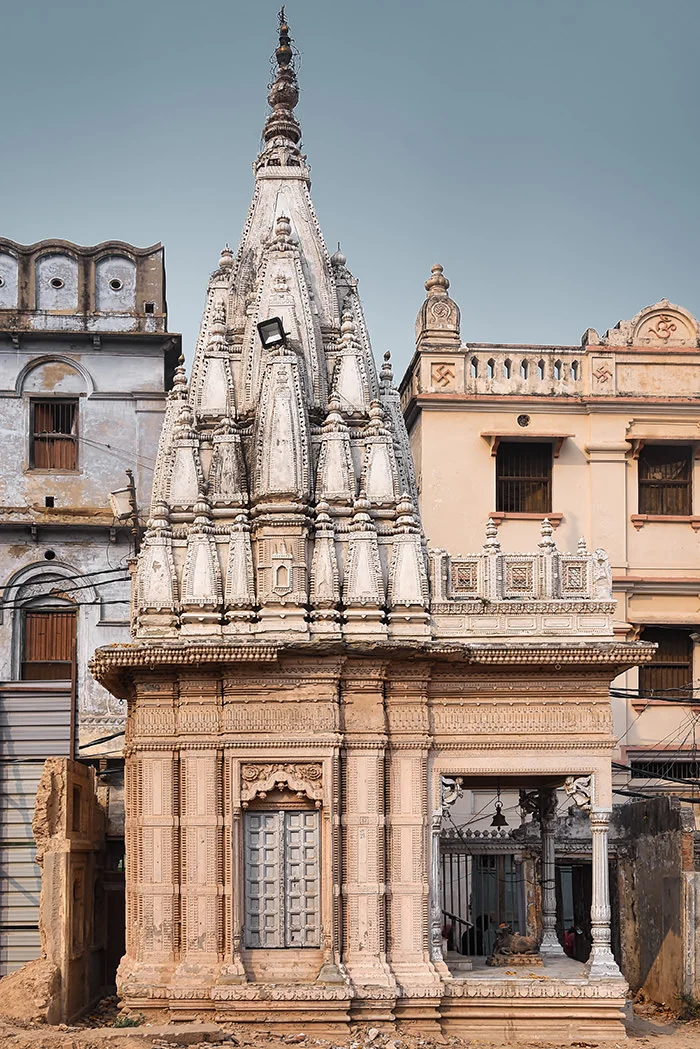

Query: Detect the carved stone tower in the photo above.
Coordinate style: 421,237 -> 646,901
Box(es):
135,12 -> 425,645
92,12 -> 651,1039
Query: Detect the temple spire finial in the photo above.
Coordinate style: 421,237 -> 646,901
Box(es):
262,7 -> 301,147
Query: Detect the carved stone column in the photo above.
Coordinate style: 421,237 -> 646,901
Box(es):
117,678 -> 181,1005
429,810 -> 443,965
433,777 -> 466,972
587,809 -> 622,978
539,788 -> 564,956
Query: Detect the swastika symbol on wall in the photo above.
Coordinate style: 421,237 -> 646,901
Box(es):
431,362 -> 456,389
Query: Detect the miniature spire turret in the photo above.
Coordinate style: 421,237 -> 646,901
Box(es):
415,263 -> 461,350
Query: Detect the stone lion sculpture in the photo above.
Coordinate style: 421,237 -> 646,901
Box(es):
485,923 -> 539,965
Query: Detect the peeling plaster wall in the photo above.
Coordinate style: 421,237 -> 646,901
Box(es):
614,797 -> 696,1004
0,334 -> 173,749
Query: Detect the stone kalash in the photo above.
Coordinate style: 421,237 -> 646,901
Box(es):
90,10 -> 654,1042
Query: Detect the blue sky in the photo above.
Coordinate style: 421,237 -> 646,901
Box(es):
2,0 -> 698,373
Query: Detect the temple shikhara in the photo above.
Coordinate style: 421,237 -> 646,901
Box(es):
91,13 -> 653,1039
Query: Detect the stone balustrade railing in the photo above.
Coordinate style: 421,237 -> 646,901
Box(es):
463,347 -> 583,397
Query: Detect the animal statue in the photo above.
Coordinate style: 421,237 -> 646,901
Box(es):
485,923 -> 539,965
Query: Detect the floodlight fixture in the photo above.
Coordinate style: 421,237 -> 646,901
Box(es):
257,316 -> 287,349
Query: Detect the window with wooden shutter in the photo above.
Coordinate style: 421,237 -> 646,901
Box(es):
639,627 -> 693,695
243,809 -> 320,948
30,400 -> 78,470
21,610 -> 76,680
496,441 -> 552,513
638,445 -> 692,515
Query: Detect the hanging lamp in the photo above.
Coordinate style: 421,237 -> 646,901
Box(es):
491,784 -> 509,828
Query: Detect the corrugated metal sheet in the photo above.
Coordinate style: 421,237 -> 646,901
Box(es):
0,683 -> 72,758
0,683 -> 71,975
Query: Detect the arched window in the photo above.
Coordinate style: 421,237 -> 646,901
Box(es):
520,360 -> 528,379
470,357 -> 479,378
554,360 -> 562,380
487,358 -> 495,379
4,563 -> 89,681
503,358 -> 512,379
537,359 -> 545,380
571,360 -> 579,380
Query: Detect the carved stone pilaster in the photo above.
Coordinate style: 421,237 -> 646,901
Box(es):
385,750 -> 442,995
171,750 -> 221,989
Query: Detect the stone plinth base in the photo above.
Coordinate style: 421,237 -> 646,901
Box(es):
441,990 -> 627,1041
485,952 -> 544,967
441,961 -> 628,1041
118,959 -> 628,1040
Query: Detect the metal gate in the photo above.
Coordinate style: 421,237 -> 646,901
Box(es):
441,851 -> 525,956
243,809 -> 320,948
0,682 -> 71,975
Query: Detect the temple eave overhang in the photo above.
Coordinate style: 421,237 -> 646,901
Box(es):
89,637 -> 654,690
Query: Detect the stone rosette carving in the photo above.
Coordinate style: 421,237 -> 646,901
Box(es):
240,761 -> 324,805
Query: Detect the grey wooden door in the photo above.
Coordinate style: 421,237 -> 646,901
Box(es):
244,809 -> 320,948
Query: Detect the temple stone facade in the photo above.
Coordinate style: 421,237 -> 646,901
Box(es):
91,14 -> 653,1039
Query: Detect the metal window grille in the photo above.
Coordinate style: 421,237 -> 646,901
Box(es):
629,757 -> 700,782
639,627 -> 693,694
243,809 -> 321,948
496,441 -> 552,513
31,400 -> 78,470
638,444 -> 691,516
21,611 -> 76,681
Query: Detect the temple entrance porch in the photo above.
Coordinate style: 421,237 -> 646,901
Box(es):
428,768 -> 627,1038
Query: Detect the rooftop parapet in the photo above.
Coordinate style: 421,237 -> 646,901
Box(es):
0,239 -> 168,335
429,518 -> 616,641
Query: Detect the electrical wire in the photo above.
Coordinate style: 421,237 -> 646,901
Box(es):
78,435 -> 156,471
0,582 -> 130,614
0,565 -> 130,595
78,729 -> 125,750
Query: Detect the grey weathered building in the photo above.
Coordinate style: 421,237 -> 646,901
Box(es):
0,238 -> 180,975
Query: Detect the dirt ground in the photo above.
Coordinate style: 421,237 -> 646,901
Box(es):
1,1000 -> 699,1049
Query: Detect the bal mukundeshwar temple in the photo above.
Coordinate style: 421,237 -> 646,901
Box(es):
91,12 -> 654,1041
